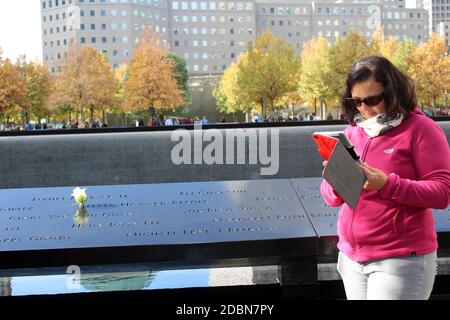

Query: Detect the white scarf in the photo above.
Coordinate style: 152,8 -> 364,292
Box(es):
354,113 -> 404,138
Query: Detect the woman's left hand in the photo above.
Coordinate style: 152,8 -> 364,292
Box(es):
360,162 -> 388,191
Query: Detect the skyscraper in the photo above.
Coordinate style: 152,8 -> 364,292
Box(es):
422,0 -> 450,47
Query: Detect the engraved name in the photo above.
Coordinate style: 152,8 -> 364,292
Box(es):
121,199 -> 208,207
182,207 -> 273,214
0,237 -> 22,243
310,213 -> 338,218
126,231 -> 176,237
72,222 -> 138,229
32,194 -> 128,202
256,196 -> 296,201
9,215 -> 45,221
212,214 -> 305,223
102,212 -> 133,217
227,226 -> 280,232
297,187 -> 320,191
179,190 -> 247,196
0,207 -> 33,213
299,195 -> 323,200
32,196 -> 67,202
29,235 -> 71,241
2,226 -> 20,232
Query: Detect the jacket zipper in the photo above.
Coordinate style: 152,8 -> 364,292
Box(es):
350,137 -> 373,254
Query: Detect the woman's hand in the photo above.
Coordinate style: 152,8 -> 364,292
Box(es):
360,162 -> 388,191
322,160 -> 328,177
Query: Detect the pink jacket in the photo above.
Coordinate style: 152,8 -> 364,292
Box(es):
320,109 -> 450,262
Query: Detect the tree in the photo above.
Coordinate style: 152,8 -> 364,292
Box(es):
124,28 -> 184,115
109,63 -> 128,125
56,44 -> 117,127
214,61 -> 240,115
298,37 -> 334,118
367,26 -> 384,56
368,27 -> 415,77
47,75 -> 74,124
392,39 -> 416,77
214,56 -> 257,120
167,52 -> 191,114
16,57 -> 53,124
0,58 -> 28,118
329,29 -> 369,99
237,30 -> 301,119
409,33 -> 450,107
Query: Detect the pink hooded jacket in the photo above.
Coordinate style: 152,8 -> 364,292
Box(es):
320,109 -> 450,262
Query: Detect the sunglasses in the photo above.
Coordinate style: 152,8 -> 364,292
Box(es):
347,92 -> 384,108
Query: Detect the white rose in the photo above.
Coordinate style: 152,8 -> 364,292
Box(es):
72,187 -> 87,205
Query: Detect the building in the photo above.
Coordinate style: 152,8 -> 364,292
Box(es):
41,0 -> 429,76
41,0 -> 169,73
257,1 -> 428,50
422,0 -> 450,46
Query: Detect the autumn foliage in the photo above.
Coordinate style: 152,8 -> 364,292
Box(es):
124,29 -> 184,113
216,29 -> 450,118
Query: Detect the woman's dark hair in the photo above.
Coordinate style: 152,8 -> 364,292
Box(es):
341,56 -> 417,125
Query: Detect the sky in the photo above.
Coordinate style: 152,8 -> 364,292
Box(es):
0,0 -> 43,62
0,0 -> 417,63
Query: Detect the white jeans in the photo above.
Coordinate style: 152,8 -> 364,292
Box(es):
337,251 -> 437,300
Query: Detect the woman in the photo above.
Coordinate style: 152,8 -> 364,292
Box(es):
320,56 -> 450,300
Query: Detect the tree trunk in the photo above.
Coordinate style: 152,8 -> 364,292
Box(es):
262,97 -> 267,121
21,111 -> 26,129
270,98 -> 274,120
322,101 -> 327,120
314,97 -> 317,116
89,106 -> 94,126
81,108 -> 86,128
445,90 -> 448,109
102,110 -> 106,123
